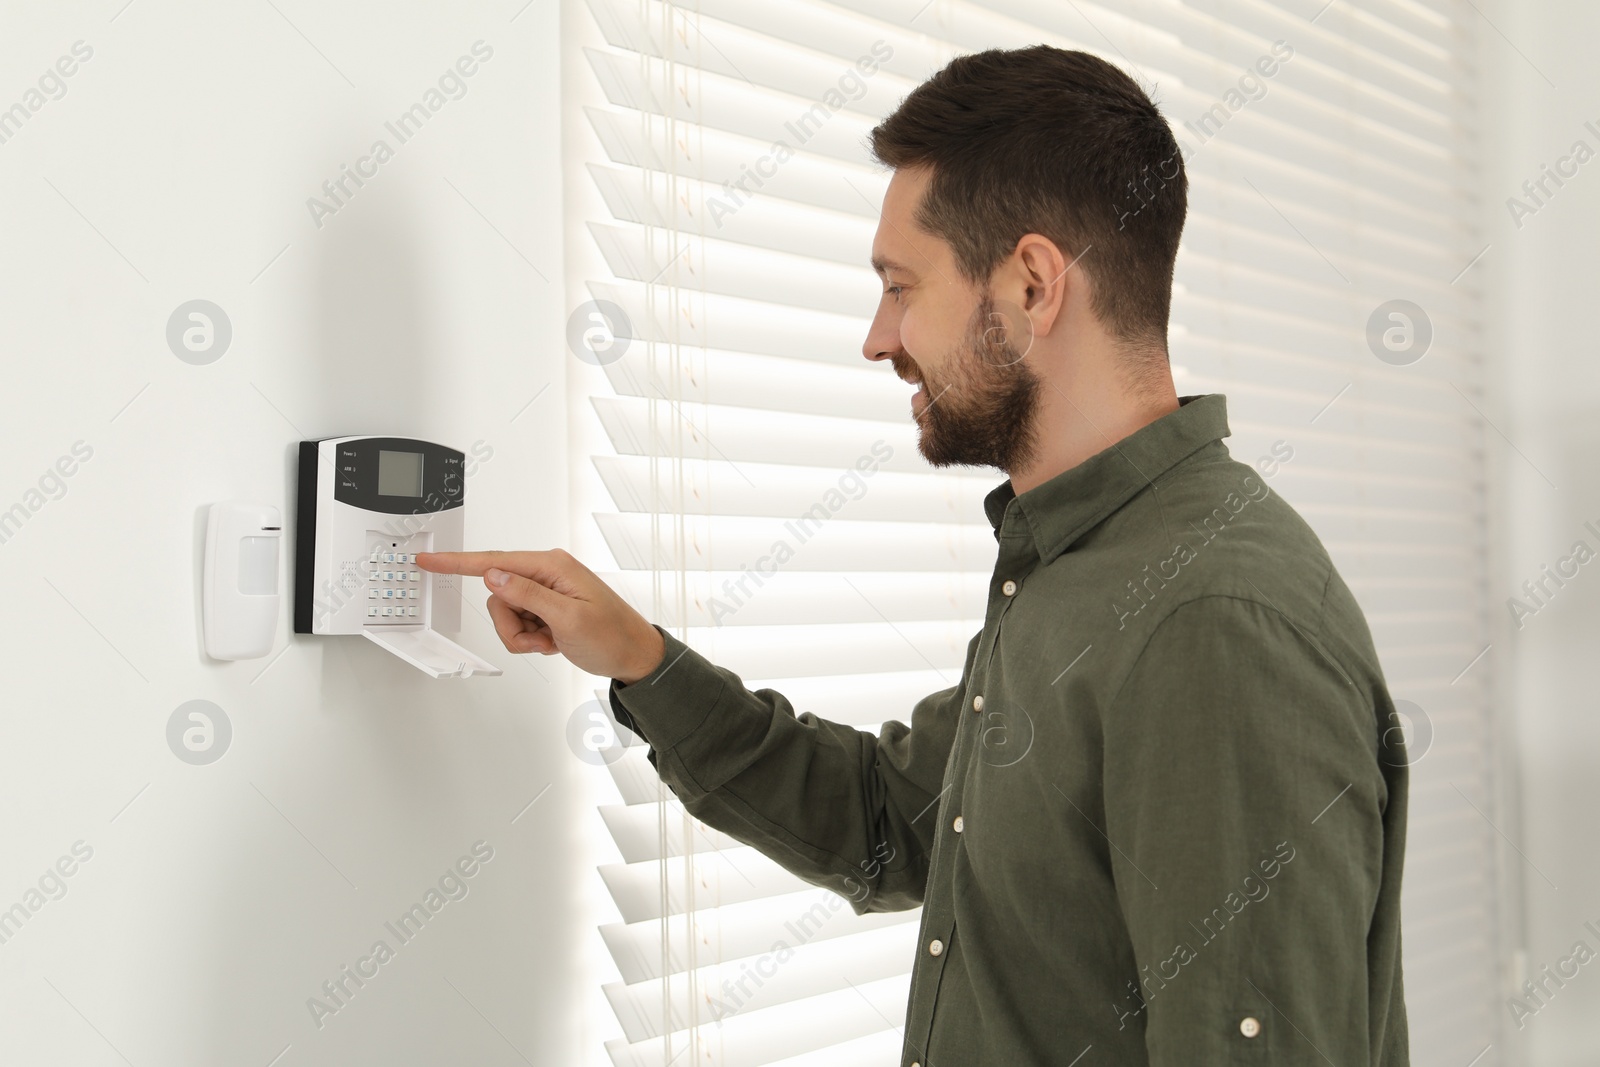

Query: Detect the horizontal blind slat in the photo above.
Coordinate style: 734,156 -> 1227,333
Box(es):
602,975 -> 909,1067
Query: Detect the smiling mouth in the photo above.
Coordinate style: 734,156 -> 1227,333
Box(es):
890,355 -> 928,408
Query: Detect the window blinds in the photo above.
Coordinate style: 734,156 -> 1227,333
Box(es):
564,1 -> 1497,1065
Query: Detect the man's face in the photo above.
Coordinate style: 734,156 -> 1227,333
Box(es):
862,167 -> 1040,474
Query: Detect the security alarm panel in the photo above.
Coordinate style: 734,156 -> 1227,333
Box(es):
294,435 -> 500,678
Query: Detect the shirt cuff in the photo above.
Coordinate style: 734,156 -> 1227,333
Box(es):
607,625 -> 724,752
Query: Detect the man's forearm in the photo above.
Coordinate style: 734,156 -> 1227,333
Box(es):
608,625 -> 966,912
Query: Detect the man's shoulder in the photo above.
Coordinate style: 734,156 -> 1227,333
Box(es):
1064,446 -> 1378,663
1094,448 -> 1328,581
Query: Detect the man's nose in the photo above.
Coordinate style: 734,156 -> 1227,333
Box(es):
862,316 -> 899,363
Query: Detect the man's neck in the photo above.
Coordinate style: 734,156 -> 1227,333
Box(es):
1007,371 -> 1180,495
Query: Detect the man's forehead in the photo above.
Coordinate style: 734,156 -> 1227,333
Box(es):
870,166 -> 938,276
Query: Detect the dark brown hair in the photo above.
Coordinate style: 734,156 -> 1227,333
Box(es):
870,45 -> 1186,348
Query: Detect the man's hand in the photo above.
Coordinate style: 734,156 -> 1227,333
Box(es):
415,549 -> 666,684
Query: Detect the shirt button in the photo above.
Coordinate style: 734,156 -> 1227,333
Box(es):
1240,1016 -> 1262,1038
1001,579 -> 1017,596
971,694 -> 984,713
928,938 -> 944,956
953,815 -> 964,833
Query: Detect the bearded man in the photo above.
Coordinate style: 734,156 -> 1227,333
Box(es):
421,44 -> 1410,1067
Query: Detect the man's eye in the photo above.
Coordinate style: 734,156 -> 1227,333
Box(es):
884,286 -> 904,300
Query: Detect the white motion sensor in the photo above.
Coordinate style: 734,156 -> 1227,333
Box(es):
203,501 -> 283,660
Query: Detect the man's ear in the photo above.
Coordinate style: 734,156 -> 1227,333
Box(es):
1010,233 -> 1073,338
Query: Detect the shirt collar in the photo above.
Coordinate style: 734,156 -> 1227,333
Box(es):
982,393 -> 1232,565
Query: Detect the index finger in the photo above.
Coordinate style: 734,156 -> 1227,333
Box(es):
415,549 -> 554,576
416,550 -> 596,600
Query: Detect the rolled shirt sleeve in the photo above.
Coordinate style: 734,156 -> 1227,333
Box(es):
1101,595 -> 1392,1064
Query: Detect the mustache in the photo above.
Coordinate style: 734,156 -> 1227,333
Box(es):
890,353 -> 921,384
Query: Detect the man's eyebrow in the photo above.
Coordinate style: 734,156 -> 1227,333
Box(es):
871,255 -> 917,277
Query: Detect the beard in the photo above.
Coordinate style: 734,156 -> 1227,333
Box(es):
894,293 -> 1041,474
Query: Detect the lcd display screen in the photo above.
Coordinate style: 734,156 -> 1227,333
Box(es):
377,450 -> 424,497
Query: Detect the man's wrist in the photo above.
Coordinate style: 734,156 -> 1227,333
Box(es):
615,623 -> 666,686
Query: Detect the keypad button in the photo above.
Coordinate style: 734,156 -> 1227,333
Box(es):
367,606 -> 378,617
368,589 -> 377,600
409,571 -> 420,582
406,606 -> 418,616
382,606 -> 394,617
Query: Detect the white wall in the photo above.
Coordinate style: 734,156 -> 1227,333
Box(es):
0,3 -> 609,1065
1480,1 -> 1600,1063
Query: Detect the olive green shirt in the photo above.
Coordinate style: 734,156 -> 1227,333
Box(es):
609,393 -> 1409,1065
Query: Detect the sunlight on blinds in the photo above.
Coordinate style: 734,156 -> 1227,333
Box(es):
564,1 -> 1496,1064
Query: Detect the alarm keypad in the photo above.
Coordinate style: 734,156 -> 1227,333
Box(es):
363,536 -> 427,625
